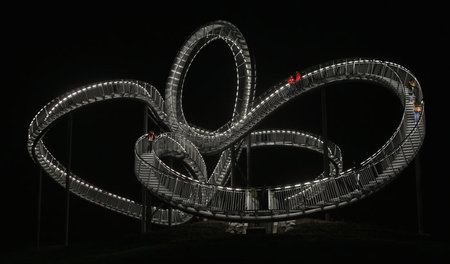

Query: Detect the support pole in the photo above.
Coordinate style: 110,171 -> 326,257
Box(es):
141,187 -> 147,234
321,87 -> 330,221
141,105 -> 148,234
168,159 -> 173,228
37,168 -> 43,248
168,207 -> 173,228
147,194 -> 152,231
231,144 -> 236,187
246,134 -> 251,187
321,87 -> 329,178
65,113 -> 73,247
415,152 -> 424,235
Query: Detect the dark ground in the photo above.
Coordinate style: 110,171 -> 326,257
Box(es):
3,219 -> 448,263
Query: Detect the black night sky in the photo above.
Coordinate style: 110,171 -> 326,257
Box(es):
3,2 -> 448,249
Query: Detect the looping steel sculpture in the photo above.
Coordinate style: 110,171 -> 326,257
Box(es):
28,21 -> 425,225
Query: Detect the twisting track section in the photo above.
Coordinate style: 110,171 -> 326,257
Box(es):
28,21 -> 425,225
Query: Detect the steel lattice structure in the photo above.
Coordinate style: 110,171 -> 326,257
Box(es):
28,21 -> 425,225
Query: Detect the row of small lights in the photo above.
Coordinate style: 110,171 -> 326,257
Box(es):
30,80 -> 157,133
39,153 -> 135,204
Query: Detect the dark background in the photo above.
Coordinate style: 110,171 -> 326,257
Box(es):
3,2 -> 447,247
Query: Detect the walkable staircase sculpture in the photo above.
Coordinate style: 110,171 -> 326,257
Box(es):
28,21 -> 425,225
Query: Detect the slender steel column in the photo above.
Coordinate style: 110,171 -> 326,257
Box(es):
415,152 -> 424,235
141,188 -> 147,234
321,87 -> 331,221
65,113 -> 73,247
321,87 -> 329,178
246,134 -> 251,187
141,105 -> 148,234
37,168 -> 43,248
231,144 -> 236,187
147,194 -> 152,231
168,207 -> 173,228
168,159 -> 173,228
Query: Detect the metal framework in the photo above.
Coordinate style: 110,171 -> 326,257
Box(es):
28,21 -> 425,226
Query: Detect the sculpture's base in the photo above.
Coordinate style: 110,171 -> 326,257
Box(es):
227,220 -> 296,234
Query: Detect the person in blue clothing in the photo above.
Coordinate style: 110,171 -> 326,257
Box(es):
409,79 -> 416,102
409,79 -> 422,123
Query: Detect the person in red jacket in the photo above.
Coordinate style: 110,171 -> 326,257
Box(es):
287,71 -> 301,94
295,71 -> 301,82
287,71 -> 301,84
287,75 -> 295,84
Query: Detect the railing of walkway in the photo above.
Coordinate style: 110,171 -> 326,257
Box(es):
134,59 -> 425,220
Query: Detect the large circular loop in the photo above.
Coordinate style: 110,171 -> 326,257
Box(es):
165,20 -> 254,135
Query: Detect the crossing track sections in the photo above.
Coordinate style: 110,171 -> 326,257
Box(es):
28,21 -> 425,225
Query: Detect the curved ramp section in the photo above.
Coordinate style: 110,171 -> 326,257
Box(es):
28,80 -> 191,225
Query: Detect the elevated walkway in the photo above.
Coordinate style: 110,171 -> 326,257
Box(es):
28,21 -> 425,225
